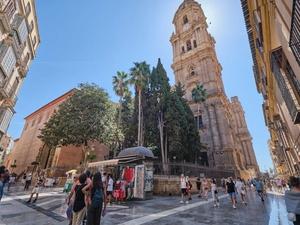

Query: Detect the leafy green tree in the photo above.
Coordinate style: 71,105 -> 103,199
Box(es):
86,154 -> 97,162
174,83 -> 202,163
192,84 -> 206,130
112,71 -> 129,157
129,62 -> 150,146
38,83 -> 117,165
120,92 -> 135,149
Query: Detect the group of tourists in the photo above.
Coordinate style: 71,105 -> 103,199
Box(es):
180,174 -> 270,209
65,170 -> 113,225
180,174 -> 220,207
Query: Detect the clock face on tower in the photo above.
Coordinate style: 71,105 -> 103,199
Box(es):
183,23 -> 189,31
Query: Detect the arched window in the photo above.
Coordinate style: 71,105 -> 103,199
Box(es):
189,67 -> 195,76
25,2 -> 31,16
186,40 -> 192,51
183,15 -> 188,24
193,40 -> 197,48
181,46 -> 185,53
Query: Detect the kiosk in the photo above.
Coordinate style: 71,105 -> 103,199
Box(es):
88,146 -> 156,200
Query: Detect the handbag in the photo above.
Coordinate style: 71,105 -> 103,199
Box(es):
287,212 -> 296,222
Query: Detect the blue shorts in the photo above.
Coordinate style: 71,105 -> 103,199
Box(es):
66,202 -> 73,219
228,192 -> 236,198
257,190 -> 263,194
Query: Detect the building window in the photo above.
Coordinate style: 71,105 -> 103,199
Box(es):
181,46 -> 185,53
1,46 -> 16,76
32,36 -> 36,46
24,123 -> 28,130
286,60 -> 300,97
38,115 -> 42,124
29,21 -> 34,32
12,30 -> 21,46
3,0 -> 16,21
193,40 -> 197,48
195,115 -> 204,128
25,2 -> 31,16
18,19 -> 28,43
186,40 -> 192,51
0,108 -> 13,133
31,120 -> 35,127
289,0 -> 300,66
183,15 -> 188,24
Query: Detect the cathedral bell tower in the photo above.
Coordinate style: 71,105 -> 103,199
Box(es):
170,0 -> 259,175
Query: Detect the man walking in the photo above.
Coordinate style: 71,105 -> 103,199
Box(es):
180,174 -> 189,204
196,175 -> 202,198
256,177 -> 265,202
26,172 -> 46,203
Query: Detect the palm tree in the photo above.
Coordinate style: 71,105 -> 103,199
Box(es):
112,71 -> 129,157
129,62 -> 150,146
192,84 -> 207,130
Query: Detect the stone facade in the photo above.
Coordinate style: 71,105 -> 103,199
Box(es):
241,0 -> 300,178
6,90 -> 109,175
0,0 -> 40,140
170,0 -> 259,176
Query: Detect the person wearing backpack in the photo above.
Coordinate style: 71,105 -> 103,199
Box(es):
82,171 -> 107,225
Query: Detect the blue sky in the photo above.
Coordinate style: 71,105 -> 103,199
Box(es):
8,0 -> 273,171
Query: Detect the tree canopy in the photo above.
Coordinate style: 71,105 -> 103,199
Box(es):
38,83 -> 117,163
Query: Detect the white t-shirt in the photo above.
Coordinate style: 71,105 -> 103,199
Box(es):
107,178 -> 113,191
235,181 -> 243,191
180,178 -> 187,188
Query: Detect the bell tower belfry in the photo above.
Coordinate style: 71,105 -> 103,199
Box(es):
170,0 -> 259,175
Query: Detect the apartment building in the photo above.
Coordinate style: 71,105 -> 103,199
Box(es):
0,0 -> 40,139
241,0 -> 300,178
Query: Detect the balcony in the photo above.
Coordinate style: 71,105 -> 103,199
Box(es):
271,48 -> 300,124
0,80 -> 18,107
289,0 -> 300,66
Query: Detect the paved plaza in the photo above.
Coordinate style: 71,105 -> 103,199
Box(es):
0,184 -> 293,225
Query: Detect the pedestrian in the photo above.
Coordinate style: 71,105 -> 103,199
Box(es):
255,177 -> 264,202
7,173 -> 16,192
72,173 -> 88,225
202,178 -> 209,201
65,174 -> 79,225
285,176 -> 300,225
226,177 -> 237,209
0,166 -> 9,201
240,178 -> 247,204
22,171 -> 27,184
221,178 -> 226,191
82,171 -> 107,225
196,175 -> 202,197
24,173 -> 32,190
235,177 -> 243,201
179,174 -> 189,204
186,176 -> 192,200
26,171 -> 46,203
106,174 -> 113,205
211,179 -> 219,207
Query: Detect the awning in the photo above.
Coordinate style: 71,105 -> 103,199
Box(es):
88,159 -> 119,168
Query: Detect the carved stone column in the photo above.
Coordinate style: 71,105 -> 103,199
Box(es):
207,103 -> 221,151
214,102 -> 228,149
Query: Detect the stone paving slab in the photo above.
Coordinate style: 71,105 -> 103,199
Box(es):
0,185 -> 294,225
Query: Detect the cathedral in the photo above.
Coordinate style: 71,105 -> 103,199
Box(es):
170,0 -> 259,177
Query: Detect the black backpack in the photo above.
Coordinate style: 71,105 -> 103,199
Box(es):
91,189 -> 103,208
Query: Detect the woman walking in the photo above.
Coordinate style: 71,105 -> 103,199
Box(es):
226,177 -> 237,209
83,171 -> 107,225
72,173 -> 87,225
202,178 -> 209,201
285,176 -> 300,224
211,179 -> 219,207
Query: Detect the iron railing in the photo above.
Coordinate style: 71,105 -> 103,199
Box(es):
289,0 -> 300,66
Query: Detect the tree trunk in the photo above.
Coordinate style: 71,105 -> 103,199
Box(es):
197,103 -> 200,131
158,112 -> 166,173
114,95 -> 123,157
164,132 -> 168,173
81,143 -> 86,166
138,90 -> 142,146
141,110 -> 144,146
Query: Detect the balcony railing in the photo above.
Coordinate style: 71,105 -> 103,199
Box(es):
3,0 -> 16,22
0,80 -> 18,105
289,0 -> 300,66
271,49 -> 300,124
